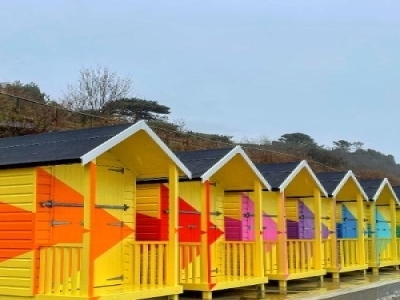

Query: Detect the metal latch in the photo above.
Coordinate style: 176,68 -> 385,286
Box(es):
243,212 -> 255,218
95,204 -> 130,211
41,200 -> 83,208
51,220 -> 72,226
188,224 -> 198,229
210,268 -> 218,273
107,221 -> 124,227
321,216 -> 330,220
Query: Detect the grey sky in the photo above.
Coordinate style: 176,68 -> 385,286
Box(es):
1,1 -> 400,160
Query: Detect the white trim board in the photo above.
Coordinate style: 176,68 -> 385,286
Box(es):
80,120 -> 192,178
200,145 -> 272,190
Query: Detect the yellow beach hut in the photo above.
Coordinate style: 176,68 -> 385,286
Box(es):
136,146 -> 271,299
0,120 -> 191,300
359,178 -> 400,273
256,160 -> 329,289
391,186 -> 400,261
316,171 -> 369,279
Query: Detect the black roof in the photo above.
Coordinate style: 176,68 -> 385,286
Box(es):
0,124 -> 131,169
256,161 -> 301,189
175,147 -> 233,179
316,172 -> 348,196
359,179 -> 384,200
392,186 -> 400,199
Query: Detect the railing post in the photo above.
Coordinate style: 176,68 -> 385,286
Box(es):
81,161 -> 96,297
370,202 -> 378,267
200,182 -> 209,284
167,163 -> 179,287
276,192 -> 288,276
356,193 -> 366,265
314,188 -> 322,270
253,180 -> 264,279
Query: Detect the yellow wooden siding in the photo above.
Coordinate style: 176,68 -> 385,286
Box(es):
136,184 -> 160,219
0,168 -> 35,297
285,199 -> 298,221
224,193 -> 241,220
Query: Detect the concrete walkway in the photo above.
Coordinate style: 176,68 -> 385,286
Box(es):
180,268 -> 400,299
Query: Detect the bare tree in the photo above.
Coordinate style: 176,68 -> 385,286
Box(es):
63,66 -> 133,112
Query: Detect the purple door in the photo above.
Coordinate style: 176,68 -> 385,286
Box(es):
242,194 -> 255,241
299,201 -> 315,239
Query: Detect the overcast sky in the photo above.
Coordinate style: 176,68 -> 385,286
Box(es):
1,1 -> 400,160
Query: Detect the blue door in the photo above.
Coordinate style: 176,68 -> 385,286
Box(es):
341,204 -> 357,238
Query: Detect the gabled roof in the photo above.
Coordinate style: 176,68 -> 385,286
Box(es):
317,171 -> 368,200
175,146 -> 271,189
359,178 -> 399,204
256,160 -> 327,196
0,120 -> 191,177
393,186 -> 400,200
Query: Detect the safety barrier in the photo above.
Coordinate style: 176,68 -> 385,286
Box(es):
38,244 -> 82,295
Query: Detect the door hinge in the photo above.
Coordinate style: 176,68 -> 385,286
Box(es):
51,220 -> 72,226
41,200 -> 83,208
210,268 -> 218,273
179,210 -> 201,215
107,221 -> 124,227
264,214 -> 278,217
321,216 -> 330,220
108,167 -> 124,174
188,224 -> 198,229
209,225 -> 218,229
107,275 -> 124,281
95,204 -> 130,211
210,211 -> 222,216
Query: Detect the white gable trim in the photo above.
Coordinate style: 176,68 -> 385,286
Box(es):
200,145 -> 271,190
331,170 -> 369,201
373,178 -> 400,205
80,120 -> 192,178
279,160 -> 328,197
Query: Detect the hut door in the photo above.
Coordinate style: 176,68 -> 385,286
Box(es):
341,204 -> 357,238
242,194 -> 255,241
93,165 -> 125,288
299,201 -> 315,239
376,206 -> 391,238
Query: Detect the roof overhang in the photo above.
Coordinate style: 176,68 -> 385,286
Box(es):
80,120 -> 192,178
280,160 -> 328,197
331,170 -> 369,201
372,178 -> 400,205
201,145 -> 271,190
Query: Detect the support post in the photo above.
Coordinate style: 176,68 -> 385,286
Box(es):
330,196 -> 337,270
167,164 -> 179,288
314,188 -> 322,270
200,182 -> 209,284
356,193 -> 366,266
81,161 -> 96,297
276,192 -> 288,277
253,180 -> 265,279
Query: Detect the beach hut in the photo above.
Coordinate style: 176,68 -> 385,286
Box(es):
136,146 -> 270,299
391,186 -> 400,262
316,171 -> 369,279
256,160 -> 328,289
0,121 -> 191,300
359,179 -> 400,273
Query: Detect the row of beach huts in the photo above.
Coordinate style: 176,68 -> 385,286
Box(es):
1,121 -> 400,300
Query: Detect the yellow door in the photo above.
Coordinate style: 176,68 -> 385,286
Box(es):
93,164 -> 125,288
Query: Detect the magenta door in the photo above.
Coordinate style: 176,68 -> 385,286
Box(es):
242,194 -> 255,241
